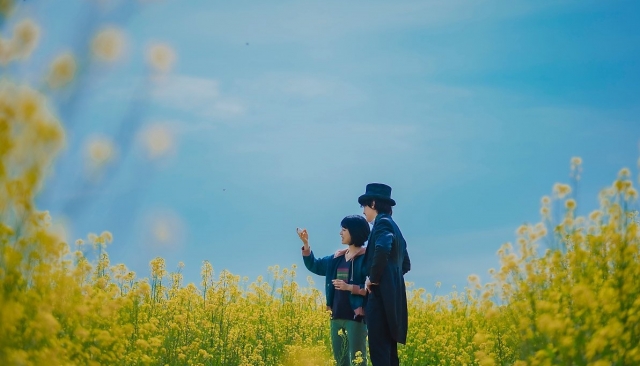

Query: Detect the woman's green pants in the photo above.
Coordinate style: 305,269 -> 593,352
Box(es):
330,319 -> 368,366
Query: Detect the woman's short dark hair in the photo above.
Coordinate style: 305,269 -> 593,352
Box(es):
360,199 -> 393,216
340,215 -> 371,247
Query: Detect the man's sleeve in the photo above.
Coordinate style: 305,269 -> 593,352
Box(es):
369,219 -> 394,284
402,245 -> 411,275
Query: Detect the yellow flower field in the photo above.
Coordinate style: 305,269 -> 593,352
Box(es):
2,75 -> 640,365
2,2 -> 640,365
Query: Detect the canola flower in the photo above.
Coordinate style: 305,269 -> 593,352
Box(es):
553,183 -> 572,199
141,123 -> 174,159
146,43 -> 176,73
570,156 -> 582,181
0,18 -> 39,65
85,135 -> 116,168
0,0 -> 15,15
91,27 -> 125,62
12,19 -> 40,60
47,52 -> 77,89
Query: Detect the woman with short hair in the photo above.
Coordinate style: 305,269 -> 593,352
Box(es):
297,215 -> 370,366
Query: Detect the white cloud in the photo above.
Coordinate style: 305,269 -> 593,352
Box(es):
219,120 -> 422,186
236,72 -> 367,104
210,99 -> 245,118
177,0 -> 574,45
281,76 -> 351,99
150,75 -> 245,119
152,75 -> 220,102
232,121 -> 417,155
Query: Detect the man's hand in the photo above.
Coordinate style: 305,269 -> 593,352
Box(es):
365,277 -> 378,293
332,279 -> 352,291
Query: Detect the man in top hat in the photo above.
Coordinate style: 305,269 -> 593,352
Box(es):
358,183 -> 410,366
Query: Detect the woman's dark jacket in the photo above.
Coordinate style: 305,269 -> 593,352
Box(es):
302,246 -> 368,312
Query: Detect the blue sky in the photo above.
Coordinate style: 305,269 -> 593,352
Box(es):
8,0 -> 640,292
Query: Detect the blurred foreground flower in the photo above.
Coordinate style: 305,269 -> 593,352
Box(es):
0,38 -> 11,65
92,27 -> 125,62
50,217 -> 70,243
0,18 -> 40,65
12,18 -> 40,59
619,167 -> 631,179
85,136 -> 116,168
146,209 -> 185,249
552,183 -> 571,199
0,0 -> 15,15
0,82 -> 64,212
570,156 -> 582,181
140,123 -> 174,159
146,43 -> 175,73
47,52 -> 77,88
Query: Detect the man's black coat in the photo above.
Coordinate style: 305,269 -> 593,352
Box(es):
362,213 -> 411,344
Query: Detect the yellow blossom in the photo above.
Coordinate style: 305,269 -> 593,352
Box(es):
0,0 -> 15,15
565,199 -> 576,210
553,183 -> 572,199
100,231 -> 113,243
47,52 -> 77,88
540,206 -> 550,218
85,136 -> 116,167
0,37 -> 12,65
146,43 -> 176,73
571,156 -> 582,166
92,27 -> 125,62
12,19 -> 40,59
619,167 -> 631,179
140,123 -> 174,158
516,225 -> 528,236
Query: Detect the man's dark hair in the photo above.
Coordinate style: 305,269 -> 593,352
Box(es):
340,215 -> 371,247
360,199 -> 393,216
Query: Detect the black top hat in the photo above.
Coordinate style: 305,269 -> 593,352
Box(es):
358,183 -> 396,206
